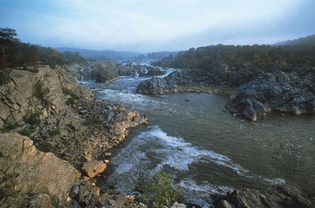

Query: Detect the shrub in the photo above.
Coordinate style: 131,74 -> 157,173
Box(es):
18,126 -> 35,137
24,111 -> 41,126
0,70 -> 9,85
142,171 -> 178,208
0,121 -> 17,132
33,81 -> 50,107
62,87 -> 80,100
48,128 -> 60,136
66,97 -> 76,106
49,64 -> 56,69
82,118 -> 103,130
83,118 -> 100,126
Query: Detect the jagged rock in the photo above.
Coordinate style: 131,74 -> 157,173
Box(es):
69,181 -> 101,207
0,65 -> 149,208
82,160 -> 107,178
212,186 -> 314,208
0,65 -> 91,129
227,72 -> 315,121
136,67 -> 235,95
0,133 -> 80,207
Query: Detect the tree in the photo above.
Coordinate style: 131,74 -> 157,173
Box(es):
0,28 -> 18,55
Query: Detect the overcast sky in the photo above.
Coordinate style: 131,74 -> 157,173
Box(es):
0,0 -> 314,52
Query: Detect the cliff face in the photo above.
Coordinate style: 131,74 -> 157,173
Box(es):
0,65 -> 148,207
0,66 -> 91,128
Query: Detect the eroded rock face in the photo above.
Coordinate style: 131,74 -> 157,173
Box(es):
0,65 -> 91,129
227,71 -> 315,121
212,185 -> 314,208
0,133 -> 79,207
0,65 -> 149,207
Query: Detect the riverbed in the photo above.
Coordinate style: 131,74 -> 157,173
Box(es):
80,70 -> 315,207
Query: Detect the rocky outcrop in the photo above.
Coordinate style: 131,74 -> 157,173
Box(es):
0,65 -> 149,207
136,61 -> 257,95
227,71 -> 315,121
32,98 -> 148,168
136,67 -> 235,95
119,63 -> 165,77
0,65 -> 147,167
88,63 -> 120,83
137,61 -> 315,121
0,65 -> 91,129
212,185 -> 314,208
0,133 -> 79,207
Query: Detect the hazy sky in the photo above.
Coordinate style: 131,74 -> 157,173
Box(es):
0,0 -> 314,51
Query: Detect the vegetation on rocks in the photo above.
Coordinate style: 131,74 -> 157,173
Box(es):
62,87 -> 80,100
0,70 -> 9,85
33,81 -> 51,107
142,172 -> 178,208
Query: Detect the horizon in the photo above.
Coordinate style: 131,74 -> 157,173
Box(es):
1,0 -> 315,52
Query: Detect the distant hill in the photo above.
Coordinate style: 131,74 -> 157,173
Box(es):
278,34 -> 315,46
56,47 -> 143,61
56,47 -> 177,63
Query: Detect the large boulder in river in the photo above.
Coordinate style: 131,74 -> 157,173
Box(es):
0,133 -> 80,207
89,63 -> 120,83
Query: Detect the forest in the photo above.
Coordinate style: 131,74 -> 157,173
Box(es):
0,28 -> 86,69
155,44 -> 315,72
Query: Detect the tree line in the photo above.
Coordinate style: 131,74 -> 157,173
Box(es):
0,28 -> 86,69
155,44 -> 315,72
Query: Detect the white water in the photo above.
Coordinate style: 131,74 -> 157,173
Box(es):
78,68 -> 315,207
106,126 -> 285,206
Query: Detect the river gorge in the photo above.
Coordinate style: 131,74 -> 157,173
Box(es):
80,68 -> 315,207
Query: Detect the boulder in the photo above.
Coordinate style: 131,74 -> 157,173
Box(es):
82,160 -> 107,178
0,133 -> 79,207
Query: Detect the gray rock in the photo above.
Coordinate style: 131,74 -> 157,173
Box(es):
0,133 -> 79,207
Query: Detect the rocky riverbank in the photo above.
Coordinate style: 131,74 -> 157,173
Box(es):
79,61 -> 165,83
0,64 -> 314,208
0,65 -> 148,207
136,61 -> 315,121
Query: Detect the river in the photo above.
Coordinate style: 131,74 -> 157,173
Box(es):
80,69 -> 315,207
